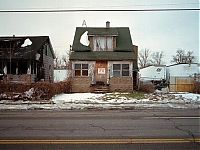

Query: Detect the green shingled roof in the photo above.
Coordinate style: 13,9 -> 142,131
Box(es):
72,27 -> 133,52
69,51 -> 137,61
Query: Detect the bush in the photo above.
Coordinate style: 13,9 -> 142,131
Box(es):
138,81 -> 155,93
0,79 -> 71,100
193,81 -> 200,94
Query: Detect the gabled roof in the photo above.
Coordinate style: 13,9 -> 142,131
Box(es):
72,27 -> 133,52
0,36 -> 55,59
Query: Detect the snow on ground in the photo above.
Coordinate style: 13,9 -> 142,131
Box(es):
0,92 -> 199,110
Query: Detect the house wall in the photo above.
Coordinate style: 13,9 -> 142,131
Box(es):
70,60 -> 135,92
43,54 -> 54,82
109,77 -> 133,92
71,77 -> 91,93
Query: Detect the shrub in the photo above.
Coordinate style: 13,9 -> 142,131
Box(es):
138,81 -> 155,93
193,81 -> 200,94
0,79 -> 71,100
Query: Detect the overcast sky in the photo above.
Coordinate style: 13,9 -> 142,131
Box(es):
0,0 -> 199,65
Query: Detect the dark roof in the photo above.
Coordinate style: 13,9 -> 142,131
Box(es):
69,51 -> 137,61
0,36 -> 55,59
72,27 -> 133,52
88,28 -> 118,36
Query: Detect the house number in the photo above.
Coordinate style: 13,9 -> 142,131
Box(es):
98,68 -> 105,74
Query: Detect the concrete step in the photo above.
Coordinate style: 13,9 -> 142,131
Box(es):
91,85 -> 110,93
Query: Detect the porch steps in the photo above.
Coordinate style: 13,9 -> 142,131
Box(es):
91,85 -> 110,93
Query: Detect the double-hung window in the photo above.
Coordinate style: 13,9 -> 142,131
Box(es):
74,64 -> 88,76
113,64 -> 130,77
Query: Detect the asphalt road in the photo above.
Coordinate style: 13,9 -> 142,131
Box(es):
0,109 -> 199,149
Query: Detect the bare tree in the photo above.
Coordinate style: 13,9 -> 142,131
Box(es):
150,51 -> 164,65
138,49 -> 151,68
54,51 -> 61,69
62,55 -> 69,68
186,51 -> 195,64
171,49 -> 195,64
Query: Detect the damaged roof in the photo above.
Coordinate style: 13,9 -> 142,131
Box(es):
0,36 -> 55,59
72,27 -> 133,52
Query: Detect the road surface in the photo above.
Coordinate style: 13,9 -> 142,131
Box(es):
0,109 -> 199,149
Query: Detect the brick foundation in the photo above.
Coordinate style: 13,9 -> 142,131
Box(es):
109,77 -> 133,92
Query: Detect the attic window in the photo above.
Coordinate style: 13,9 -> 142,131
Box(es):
93,36 -> 113,51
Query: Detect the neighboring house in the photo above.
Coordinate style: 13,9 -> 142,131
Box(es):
0,36 -> 55,83
166,63 -> 199,92
69,21 -> 138,93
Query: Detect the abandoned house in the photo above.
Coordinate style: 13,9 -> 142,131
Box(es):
0,36 -> 55,83
69,21 -> 138,93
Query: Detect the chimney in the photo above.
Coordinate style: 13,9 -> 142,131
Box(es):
106,21 -> 110,28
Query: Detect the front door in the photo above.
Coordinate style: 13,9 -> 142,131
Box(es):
95,60 -> 107,84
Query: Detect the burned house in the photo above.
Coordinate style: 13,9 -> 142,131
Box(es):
69,22 -> 138,93
0,36 -> 55,83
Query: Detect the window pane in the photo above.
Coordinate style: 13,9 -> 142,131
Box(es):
107,37 -> 113,50
113,71 -> 120,77
122,71 -> 129,76
113,64 -> 120,70
82,64 -> 88,69
75,64 -> 81,69
82,70 -> 88,76
122,64 -> 129,70
75,70 -> 81,76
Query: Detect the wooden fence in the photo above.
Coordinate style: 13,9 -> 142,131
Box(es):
169,77 -> 194,92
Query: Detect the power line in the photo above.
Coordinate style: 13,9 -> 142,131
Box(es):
0,8 -> 199,13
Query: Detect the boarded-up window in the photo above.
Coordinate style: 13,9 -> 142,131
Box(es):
74,64 -> 88,77
113,64 -> 130,77
93,36 -> 113,51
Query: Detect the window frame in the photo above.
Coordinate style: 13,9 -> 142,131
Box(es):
93,36 -> 113,51
74,63 -> 89,77
112,64 -> 130,77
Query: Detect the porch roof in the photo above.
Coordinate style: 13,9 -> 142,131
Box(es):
69,51 -> 137,61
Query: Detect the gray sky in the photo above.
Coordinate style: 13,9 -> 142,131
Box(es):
0,0 -> 199,65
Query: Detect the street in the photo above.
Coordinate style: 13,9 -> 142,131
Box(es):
0,109 -> 199,149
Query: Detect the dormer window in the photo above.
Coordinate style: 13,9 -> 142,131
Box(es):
93,36 -> 113,51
